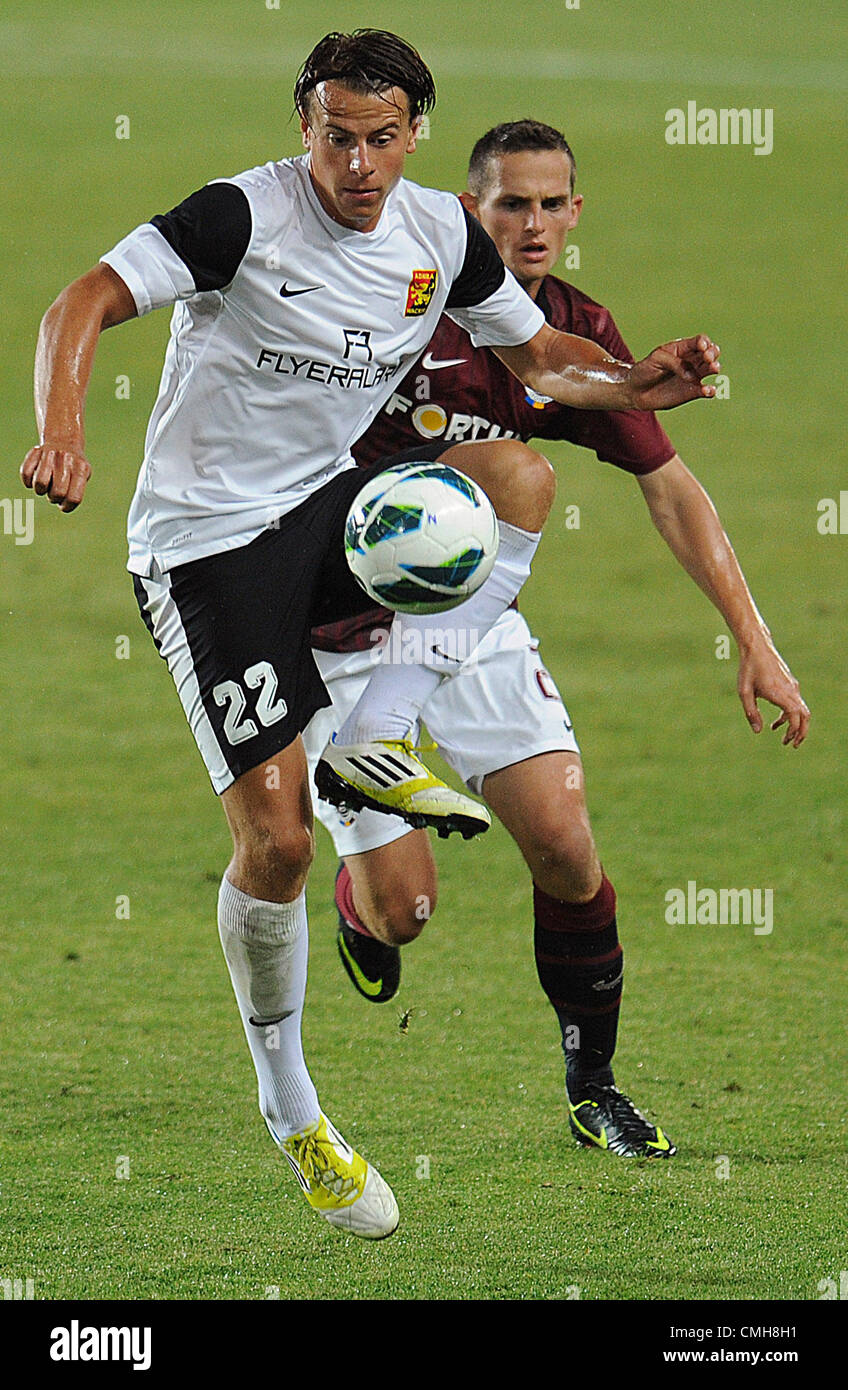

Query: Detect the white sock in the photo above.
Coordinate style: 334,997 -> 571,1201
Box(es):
337,519 -> 541,745
218,876 -> 320,1142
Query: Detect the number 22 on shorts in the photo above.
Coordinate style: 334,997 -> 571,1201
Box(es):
213,660 -> 287,745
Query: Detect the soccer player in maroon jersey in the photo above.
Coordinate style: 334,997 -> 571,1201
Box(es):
305,120 -> 810,1158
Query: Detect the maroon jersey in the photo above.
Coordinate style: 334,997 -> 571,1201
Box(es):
313,274 -> 676,652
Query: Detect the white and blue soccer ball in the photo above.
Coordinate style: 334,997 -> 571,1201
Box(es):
344,461 -> 499,614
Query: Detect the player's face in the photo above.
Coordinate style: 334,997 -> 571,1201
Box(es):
463,150 -> 583,296
301,81 -> 421,232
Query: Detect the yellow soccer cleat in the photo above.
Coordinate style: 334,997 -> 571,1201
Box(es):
279,1113 -> 399,1239
315,737 -> 491,840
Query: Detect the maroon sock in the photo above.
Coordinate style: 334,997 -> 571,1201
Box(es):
335,862 -> 374,938
533,873 -> 623,1098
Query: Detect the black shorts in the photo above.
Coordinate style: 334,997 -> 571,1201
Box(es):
132,444 -> 445,793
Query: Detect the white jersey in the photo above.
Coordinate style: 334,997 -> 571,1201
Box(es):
100,154 -> 544,575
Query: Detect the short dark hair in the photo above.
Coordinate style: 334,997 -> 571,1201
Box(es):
467,120 -> 577,196
295,30 -> 437,123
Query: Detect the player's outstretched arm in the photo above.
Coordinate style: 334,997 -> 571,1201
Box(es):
638,455 -> 810,747
492,324 -> 720,413
21,264 -> 137,513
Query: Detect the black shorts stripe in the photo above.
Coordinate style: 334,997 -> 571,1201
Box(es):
132,573 -> 162,652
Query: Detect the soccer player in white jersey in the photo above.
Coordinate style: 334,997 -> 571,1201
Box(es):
303,121 -> 810,1159
21,31 -> 721,1237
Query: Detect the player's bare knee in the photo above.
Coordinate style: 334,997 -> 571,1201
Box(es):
530,825 -> 600,903
378,913 -> 421,946
369,879 -> 436,945
537,863 -> 601,904
443,439 -> 555,530
491,441 -> 556,531
388,886 -> 436,944
234,821 -> 314,899
517,440 -> 556,509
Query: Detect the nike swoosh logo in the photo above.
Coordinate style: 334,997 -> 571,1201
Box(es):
646,1129 -> 671,1152
279,281 -> 324,298
570,1102 -> 609,1149
422,352 -> 468,371
592,969 -> 624,992
430,644 -> 462,664
338,932 -> 383,997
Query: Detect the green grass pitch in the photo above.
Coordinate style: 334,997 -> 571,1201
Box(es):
1,0 -> 845,1301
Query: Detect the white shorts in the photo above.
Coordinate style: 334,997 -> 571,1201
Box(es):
302,609 -> 579,857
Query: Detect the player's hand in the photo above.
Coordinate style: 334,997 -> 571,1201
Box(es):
20,444 -> 91,513
628,336 -> 720,411
737,638 -> 810,747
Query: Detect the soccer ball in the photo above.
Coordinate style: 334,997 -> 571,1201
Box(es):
344,462 -> 499,614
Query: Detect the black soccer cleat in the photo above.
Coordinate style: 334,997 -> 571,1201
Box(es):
334,863 -> 401,1004
568,1084 -> 676,1158
337,921 -> 401,1004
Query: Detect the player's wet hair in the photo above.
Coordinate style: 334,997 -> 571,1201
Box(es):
467,120 -> 577,196
295,30 -> 437,124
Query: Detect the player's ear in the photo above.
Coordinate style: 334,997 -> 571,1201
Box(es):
300,114 -> 311,151
459,191 -> 480,220
406,116 -> 423,154
568,192 -> 584,230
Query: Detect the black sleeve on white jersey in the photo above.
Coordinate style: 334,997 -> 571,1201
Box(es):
149,182 -> 252,292
445,205 -> 506,309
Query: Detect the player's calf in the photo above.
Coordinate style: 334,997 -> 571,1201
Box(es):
346,837 -> 437,946
336,863 -> 401,1004
483,752 -> 602,903
335,840 -> 436,1004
